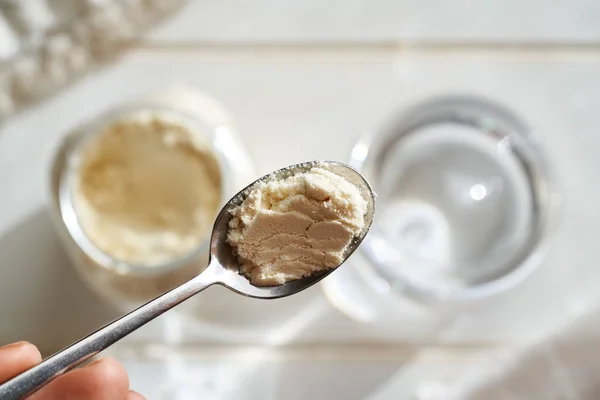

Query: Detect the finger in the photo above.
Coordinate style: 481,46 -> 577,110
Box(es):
0,342 -> 42,383
127,390 -> 146,400
29,357 -> 129,400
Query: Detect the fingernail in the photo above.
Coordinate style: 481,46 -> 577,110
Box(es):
0,341 -> 29,350
129,390 -> 147,400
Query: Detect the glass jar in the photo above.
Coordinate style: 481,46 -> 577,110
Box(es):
49,86 -> 256,311
322,95 -> 561,325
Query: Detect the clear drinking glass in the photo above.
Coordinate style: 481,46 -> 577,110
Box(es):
322,96 -> 560,321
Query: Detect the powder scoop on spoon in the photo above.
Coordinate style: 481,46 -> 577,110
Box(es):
0,160 -> 374,400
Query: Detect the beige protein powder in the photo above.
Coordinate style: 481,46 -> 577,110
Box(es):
74,112 -> 222,266
227,165 -> 367,286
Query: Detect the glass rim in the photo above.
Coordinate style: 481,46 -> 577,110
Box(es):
350,94 -> 562,302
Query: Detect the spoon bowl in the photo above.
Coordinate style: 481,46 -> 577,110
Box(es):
209,160 -> 375,299
0,160 -> 374,400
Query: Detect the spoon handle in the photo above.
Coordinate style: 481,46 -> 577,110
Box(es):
0,264 -> 218,400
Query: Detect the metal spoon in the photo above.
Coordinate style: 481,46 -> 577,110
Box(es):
0,160 -> 374,400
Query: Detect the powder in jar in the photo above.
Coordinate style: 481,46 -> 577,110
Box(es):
74,112 -> 221,266
227,165 -> 367,286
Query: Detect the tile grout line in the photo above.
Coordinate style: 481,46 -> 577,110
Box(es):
109,39 -> 600,62
105,343 -> 503,363
133,39 -> 600,51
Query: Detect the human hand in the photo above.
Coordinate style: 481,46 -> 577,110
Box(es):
0,341 -> 144,399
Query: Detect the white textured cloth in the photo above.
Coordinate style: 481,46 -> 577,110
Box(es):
0,0 -> 187,123
451,313 -> 600,400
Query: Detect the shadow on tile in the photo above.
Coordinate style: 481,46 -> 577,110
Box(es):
0,208 -> 118,356
121,346 -> 414,400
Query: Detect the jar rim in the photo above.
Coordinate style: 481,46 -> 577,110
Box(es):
58,103 -> 229,277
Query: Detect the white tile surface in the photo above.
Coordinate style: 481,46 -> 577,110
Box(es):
149,0 -> 600,42
125,357 -> 402,400
1,3 -> 598,397
108,344 -> 492,400
1,2 -> 599,392
1,49 -> 599,352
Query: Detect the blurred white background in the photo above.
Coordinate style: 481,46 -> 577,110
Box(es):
1,0 -> 599,398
